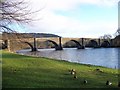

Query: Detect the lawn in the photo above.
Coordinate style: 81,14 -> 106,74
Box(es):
2,50 -> 119,88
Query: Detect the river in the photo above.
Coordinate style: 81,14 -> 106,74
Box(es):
17,48 -> 119,69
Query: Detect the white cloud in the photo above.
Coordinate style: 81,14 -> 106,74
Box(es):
28,0 -> 119,11
28,13 -> 117,38
24,0 -> 118,38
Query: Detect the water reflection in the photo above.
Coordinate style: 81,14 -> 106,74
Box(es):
17,48 -> 118,69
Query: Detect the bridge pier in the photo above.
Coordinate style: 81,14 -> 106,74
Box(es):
96,38 -> 101,48
110,39 -> 113,47
81,38 -> 85,49
77,46 -> 85,49
56,37 -> 63,50
56,46 -> 63,50
98,38 -> 100,47
32,48 -> 37,52
32,33 -> 37,52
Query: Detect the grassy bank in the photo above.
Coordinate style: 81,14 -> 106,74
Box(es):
2,50 -> 118,88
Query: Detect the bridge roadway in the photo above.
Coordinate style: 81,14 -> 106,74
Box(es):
6,37 -> 113,52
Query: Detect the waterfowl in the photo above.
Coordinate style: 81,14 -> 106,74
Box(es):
84,80 -> 87,84
71,69 -> 76,75
106,81 -> 112,85
74,75 -> 77,79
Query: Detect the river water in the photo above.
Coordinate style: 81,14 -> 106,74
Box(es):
17,48 -> 119,69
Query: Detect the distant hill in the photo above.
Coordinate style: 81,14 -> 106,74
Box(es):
18,33 -> 61,38
28,33 -> 61,38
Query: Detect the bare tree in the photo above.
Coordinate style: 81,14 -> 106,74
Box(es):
100,34 -> 112,40
115,28 -> 120,36
0,0 -> 42,51
0,0 -> 40,33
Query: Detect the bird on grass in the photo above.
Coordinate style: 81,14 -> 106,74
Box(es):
71,69 -> 76,75
13,69 -> 16,73
69,69 -> 77,79
106,81 -> 112,86
84,80 -> 87,84
74,75 -> 77,79
72,69 -> 75,72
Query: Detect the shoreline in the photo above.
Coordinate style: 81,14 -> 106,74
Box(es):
16,49 -> 118,70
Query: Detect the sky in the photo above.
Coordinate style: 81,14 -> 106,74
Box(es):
16,0 -> 119,38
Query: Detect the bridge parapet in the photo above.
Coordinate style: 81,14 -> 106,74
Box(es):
61,38 -> 80,45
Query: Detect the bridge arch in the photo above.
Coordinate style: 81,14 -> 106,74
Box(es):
70,40 -> 83,49
101,40 -> 110,47
46,40 -> 62,50
23,42 -> 34,51
85,40 -> 98,48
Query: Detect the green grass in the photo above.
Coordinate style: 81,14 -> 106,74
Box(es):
2,50 -> 119,88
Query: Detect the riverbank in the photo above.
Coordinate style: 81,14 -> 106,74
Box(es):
2,50 -> 118,88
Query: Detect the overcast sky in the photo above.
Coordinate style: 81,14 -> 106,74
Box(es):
16,0 -> 119,38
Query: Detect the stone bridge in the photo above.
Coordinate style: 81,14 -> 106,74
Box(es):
5,37 -> 113,52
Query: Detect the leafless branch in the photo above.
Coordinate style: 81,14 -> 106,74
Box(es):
0,0 -> 41,33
